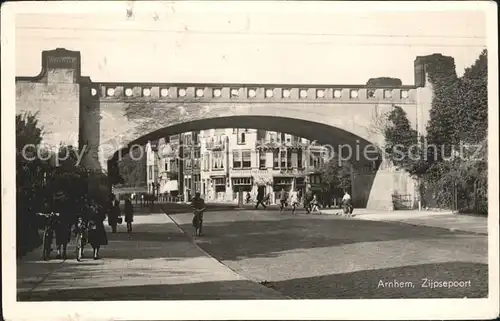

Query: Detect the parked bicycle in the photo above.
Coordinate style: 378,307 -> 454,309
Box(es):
36,212 -> 60,261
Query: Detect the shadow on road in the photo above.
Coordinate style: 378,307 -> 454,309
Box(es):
174,215 -> 474,261
265,262 -> 488,299
18,279 -> 284,301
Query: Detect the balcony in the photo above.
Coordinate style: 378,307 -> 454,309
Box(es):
273,168 -> 306,177
206,140 -> 225,151
166,171 -> 179,179
255,139 -> 309,151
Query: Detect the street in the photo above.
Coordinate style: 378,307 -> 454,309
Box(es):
17,204 -> 488,300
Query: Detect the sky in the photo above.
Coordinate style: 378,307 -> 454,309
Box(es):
15,2 -> 488,85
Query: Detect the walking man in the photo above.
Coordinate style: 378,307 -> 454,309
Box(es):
304,185 -> 313,214
255,187 -> 267,209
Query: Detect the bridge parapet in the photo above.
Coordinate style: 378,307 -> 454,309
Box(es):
82,82 -> 418,105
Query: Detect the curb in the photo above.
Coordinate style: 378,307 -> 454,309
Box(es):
159,205 -> 291,299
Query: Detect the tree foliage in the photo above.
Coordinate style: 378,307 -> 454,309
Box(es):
456,49 -> 488,144
424,54 -> 460,152
317,160 -> 352,191
117,145 -> 147,187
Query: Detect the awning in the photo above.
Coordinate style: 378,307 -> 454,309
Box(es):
210,174 -> 226,178
162,180 -> 178,192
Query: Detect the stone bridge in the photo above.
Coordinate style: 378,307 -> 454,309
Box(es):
16,48 -> 436,209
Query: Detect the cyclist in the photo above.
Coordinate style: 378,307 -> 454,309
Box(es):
191,192 -> 206,237
342,191 -> 353,216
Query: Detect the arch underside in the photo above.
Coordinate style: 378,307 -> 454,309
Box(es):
110,115 -> 380,164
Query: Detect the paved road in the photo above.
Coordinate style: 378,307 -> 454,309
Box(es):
166,208 -> 488,299
17,213 -> 285,301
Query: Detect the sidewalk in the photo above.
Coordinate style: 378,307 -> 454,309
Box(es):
321,208 -> 488,235
17,213 -> 285,300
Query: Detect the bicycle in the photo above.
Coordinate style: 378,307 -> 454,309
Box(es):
74,216 -> 88,262
36,212 -> 60,261
343,202 -> 354,216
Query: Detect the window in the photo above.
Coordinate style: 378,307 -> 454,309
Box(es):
169,159 -> 177,172
310,175 -> 321,185
286,149 -> 293,168
309,151 -> 323,169
298,150 -> 303,169
194,149 -> 201,159
273,149 -> 279,169
242,150 -> 251,168
237,131 -> 246,144
259,151 -> 267,169
280,150 -> 287,169
184,149 -> 192,170
212,151 -> 224,170
257,129 -> 266,141
214,177 -> 225,186
232,178 -> 252,185
233,150 -> 242,168
165,161 -> 168,171
281,133 -> 286,143
203,153 -> 210,170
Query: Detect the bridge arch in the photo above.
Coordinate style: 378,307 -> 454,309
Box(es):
16,48 -> 436,210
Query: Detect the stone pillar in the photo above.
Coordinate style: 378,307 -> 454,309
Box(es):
16,48 -> 81,154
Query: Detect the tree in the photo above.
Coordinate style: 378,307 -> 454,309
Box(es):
383,106 -> 429,177
16,111 -> 45,256
117,145 -> 147,187
317,160 -> 352,192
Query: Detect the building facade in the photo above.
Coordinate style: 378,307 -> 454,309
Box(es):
146,128 -> 334,204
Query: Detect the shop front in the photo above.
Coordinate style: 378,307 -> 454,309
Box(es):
273,176 -> 294,204
231,177 -> 253,200
210,175 -> 227,202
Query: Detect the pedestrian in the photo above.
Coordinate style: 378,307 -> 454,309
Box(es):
246,192 -> 251,204
108,197 -> 120,233
304,187 -> 313,214
311,194 -> 321,214
141,194 -> 144,207
255,187 -> 267,209
279,188 -> 287,213
53,190 -> 71,260
289,189 -> 299,214
124,197 -> 134,236
87,199 -> 108,260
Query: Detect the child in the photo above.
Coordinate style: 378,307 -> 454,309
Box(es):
289,189 -> 299,214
